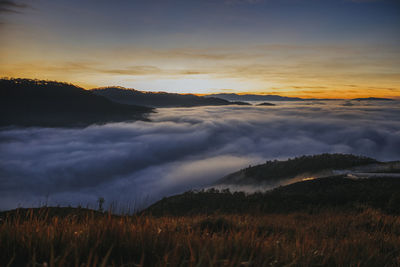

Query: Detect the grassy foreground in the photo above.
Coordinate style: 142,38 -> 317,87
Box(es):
1,208 -> 400,266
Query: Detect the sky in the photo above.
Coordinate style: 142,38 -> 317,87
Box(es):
0,0 -> 399,98
1,101 -> 400,211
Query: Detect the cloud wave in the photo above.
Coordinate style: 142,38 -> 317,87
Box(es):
1,101 -> 400,211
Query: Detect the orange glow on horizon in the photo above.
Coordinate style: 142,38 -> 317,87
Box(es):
1,0 -> 399,101
195,89 -> 400,100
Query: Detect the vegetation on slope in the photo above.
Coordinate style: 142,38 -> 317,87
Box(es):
217,153 -> 378,185
91,87 -> 246,107
2,157 -> 400,266
0,78 -> 153,127
0,207 -> 106,222
1,208 -> 400,266
145,176 -> 400,216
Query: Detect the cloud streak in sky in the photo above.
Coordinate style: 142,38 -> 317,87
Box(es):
1,0 -> 399,97
0,0 -> 28,14
1,101 -> 400,211
2,43 -> 399,98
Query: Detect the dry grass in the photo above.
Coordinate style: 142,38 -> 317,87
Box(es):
1,208 -> 400,266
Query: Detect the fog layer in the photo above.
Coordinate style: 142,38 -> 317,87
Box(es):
1,101 -> 399,210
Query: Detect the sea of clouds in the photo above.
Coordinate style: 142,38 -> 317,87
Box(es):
1,100 -> 400,211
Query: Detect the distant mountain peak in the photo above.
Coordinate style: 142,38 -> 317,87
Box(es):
91,87 -> 250,107
0,78 -> 152,127
351,97 -> 394,101
205,93 -> 305,101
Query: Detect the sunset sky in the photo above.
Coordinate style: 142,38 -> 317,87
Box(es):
1,0 -> 399,98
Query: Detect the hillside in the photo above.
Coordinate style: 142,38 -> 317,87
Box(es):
91,87 -> 249,107
216,153 -> 378,186
257,102 -> 276,106
144,154 -> 400,216
0,79 -> 153,127
144,176 -> 400,216
2,205 -> 400,266
2,154 -> 400,266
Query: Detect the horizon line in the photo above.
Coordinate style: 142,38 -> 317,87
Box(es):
2,77 -> 399,100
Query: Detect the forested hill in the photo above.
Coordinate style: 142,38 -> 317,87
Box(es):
216,154 -> 378,185
144,176 -> 400,216
91,87 -> 248,107
0,79 -> 153,127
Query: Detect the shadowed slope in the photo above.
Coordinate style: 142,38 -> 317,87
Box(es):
144,176 -> 400,216
91,87 -> 250,107
0,79 -> 153,127
216,154 -> 378,186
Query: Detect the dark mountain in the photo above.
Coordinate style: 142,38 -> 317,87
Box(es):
216,154 -> 378,186
91,87 -> 245,107
0,78 -> 153,127
204,93 -> 305,102
204,93 -> 345,102
143,176 -> 400,216
257,102 -> 276,106
230,101 -> 252,105
143,154 -> 400,216
352,97 -> 394,101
